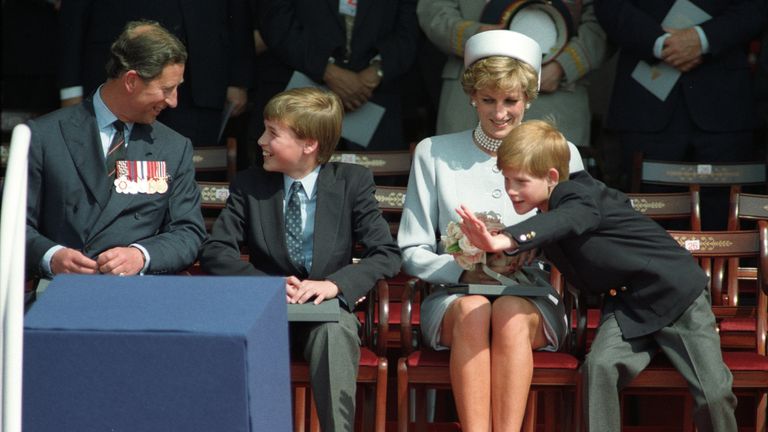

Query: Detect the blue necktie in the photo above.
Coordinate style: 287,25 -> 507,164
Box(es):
286,181 -> 306,271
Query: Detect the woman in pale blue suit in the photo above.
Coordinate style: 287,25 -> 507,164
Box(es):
398,31 -> 584,431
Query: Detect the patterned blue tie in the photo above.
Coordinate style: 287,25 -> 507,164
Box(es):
286,181 -> 306,271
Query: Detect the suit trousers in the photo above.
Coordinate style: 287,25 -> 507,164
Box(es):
291,309 -> 361,432
582,289 -> 737,432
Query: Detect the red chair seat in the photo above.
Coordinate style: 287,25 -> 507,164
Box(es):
719,317 -> 756,332
722,351 -> 768,371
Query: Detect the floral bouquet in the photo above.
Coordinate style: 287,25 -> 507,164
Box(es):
442,211 -> 512,271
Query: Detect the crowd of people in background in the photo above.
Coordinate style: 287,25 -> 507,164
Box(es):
2,0 -> 767,195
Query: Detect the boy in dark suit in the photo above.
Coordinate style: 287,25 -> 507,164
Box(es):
456,120 -> 736,432
200,87 -> 401,431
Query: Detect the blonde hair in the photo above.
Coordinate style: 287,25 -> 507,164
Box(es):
461,56 -> 539,102
496,120 -> 570,181
263,87 -> 343,164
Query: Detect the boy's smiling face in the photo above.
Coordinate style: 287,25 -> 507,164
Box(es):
258,118 -> 318,178
502,167 -> 559,214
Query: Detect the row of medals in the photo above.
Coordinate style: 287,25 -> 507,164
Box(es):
113,160 -> 168,194
114,176 -> 169,194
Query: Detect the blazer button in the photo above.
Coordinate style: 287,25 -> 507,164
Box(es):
608,288 -> 618,297
134,213 -> 141,220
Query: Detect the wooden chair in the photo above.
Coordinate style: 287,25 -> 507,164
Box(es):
397,268 -> 583,432
330,150 -> 412,185
627,190 -> 702,231
620,226 -> 768,431
631,156 -> 767,193
197,181 -> 230,232
192,137 -> 237,182
291,280 -> 390,432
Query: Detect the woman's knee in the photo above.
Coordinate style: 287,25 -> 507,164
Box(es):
491,297 -> 540,339
446,295 -> 492,335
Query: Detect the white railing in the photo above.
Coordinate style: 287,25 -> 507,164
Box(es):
1,124 -> 30,432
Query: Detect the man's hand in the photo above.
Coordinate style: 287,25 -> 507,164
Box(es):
96,246 -> 145,275
323,63 -> 372,111
358,65 -> 382,92
226,86 -> 248,117
662,27 -> 703,72
540,62 -> 564,93
50,248 -> 99,275
286,277 -> 340,305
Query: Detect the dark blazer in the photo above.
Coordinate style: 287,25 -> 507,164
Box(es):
254,0 -> 419,150
58,0 -> 254,110
25,99 -> 206,277
199,162 -> 402,307
504,171 -> 706,338
595,0 -> 767,133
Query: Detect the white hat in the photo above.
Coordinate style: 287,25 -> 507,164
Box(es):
463,30 -> 542,89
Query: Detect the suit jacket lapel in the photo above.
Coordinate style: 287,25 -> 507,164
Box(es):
325,0 -> 346,32
61,104 -> 110,209
353,0 -> 372,35
309,166 -> 343,279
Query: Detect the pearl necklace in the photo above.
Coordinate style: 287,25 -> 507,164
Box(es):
472,123 -> 503,153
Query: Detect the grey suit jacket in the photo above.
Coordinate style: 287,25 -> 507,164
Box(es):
504,171 -> 706,338
199,162 -> 402,307
25,99 -> 206,277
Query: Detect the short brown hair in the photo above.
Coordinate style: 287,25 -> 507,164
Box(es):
496,120 -> 570,181
461,56 -> 538,102
263,88 -> 343,164
106,20 -> 187,81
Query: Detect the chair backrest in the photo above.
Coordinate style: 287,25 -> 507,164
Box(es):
631,154 -> 766,193
375,185 -> 406,237
198,181 -> 230,232
668,225 -> 768,354
628,190 -> 702,230
329,150 -> 412,178
192,137 -> 237,182
728,186 -> 768,230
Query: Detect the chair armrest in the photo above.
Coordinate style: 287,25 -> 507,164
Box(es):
400,279 -> 416,354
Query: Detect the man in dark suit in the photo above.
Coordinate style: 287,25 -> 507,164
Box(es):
595,0 -> 767,228
26,21 -> 206,283
458,120 -> 737,431
57,0 -> 255,147
200,88 -> 401,431
249,0 -> 419,155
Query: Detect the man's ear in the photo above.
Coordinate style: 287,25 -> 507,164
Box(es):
124,70 -> 140,93
547,168 -> 560,186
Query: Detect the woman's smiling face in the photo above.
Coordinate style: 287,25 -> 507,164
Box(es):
471,86 -> 527,141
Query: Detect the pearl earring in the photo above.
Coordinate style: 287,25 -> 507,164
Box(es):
471,101 -> 477,107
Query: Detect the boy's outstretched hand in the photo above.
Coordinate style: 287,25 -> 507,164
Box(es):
456,205 -> 515,253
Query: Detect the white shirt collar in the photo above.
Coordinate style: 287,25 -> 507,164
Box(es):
283,165 -> 321,199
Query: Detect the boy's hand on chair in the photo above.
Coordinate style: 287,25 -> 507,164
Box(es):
286,277 -> 339,305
